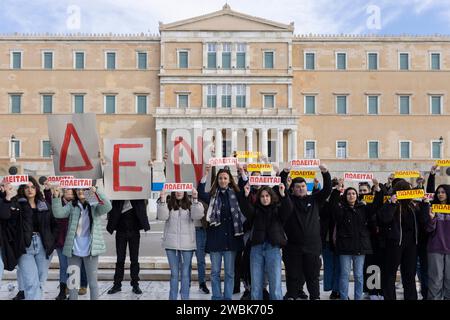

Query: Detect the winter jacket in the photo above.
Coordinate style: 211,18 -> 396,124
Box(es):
107,200 -> 150,234
237,192 -> 293,247
426,184 -> 450,254
157,200 -> 204,250
284,171 -> 332,254
52,191 -> 112,257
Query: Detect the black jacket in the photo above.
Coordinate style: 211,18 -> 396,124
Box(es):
0,197 -> 58,259
107,200 -> 151,234
333,201 -> 376,255
284,171 -> 332,254
237,192 -> 293,247
377,201 -> 429,247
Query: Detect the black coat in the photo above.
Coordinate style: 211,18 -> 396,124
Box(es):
106,200 -> 151,234
237,192 -> 293,247
284,171 -> 332,254
0,197 -> 58,259
333,202 -> 375,255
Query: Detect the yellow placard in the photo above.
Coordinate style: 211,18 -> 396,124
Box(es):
363,195 -> 374,203
436,160 -> 450,167
383,196 -> 391,203
394,171 -> 421,179
236,151 -> 261,159
247,163 -> 273,172
432,204 -> 450,214
289,170 -> 316,179
396,189 -> 424,200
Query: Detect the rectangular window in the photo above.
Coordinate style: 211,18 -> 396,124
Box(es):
432,141 -> 442,159
11,51 -> 22,69
336,53 -> 346,70
136,95 -> 147,114
431,53 -> 441,70
337,141 -> 347,159
11,140 -> 20,158
399,96 -> 410,115
43,52 -> 53,69
305,52 -> 315,70
368,96 -> 379,115
399,53 -> 409,70
264,51 -> 274,69
178,51 -> 188,68
42,95 -> 53,114
74,95 -> 84,113
368,52 -> 378,70
236,84 -> 246,108
431,96 -> 442,115
336,96 -> 347,114
236,43 -> 246,69
178,94 -> 188,108
222,43 -> 231,69
207,85 -> 217,108
137,52 -> 147,70
221,84 -> 231,108
305,96 -> 316,114
106,52 -> 116,70
105,95 -> 116,114
305,141 -> 316,159
264,95 -> 275,108
400,141 -> 411,159
10,94 -> 21,114
42,140 -> 51,158
368,141 -> 379,159
207,43 -> 217,69
74,52 -> 85,69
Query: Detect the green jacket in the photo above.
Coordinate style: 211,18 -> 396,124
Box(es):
52,191 -> 112,257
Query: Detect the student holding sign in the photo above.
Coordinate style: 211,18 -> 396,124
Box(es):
283,164 -> 331,300
157,187 -> 204,300
378,179 -> 430,300
237,183 -> 293,300
426,181 -> 450,300
51,185 -> 112,300
197,165 -> 245,300
0,177 -> 57,300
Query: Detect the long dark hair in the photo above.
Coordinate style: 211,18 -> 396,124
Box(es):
167,192 -> 192,211
16,176 -> 44,203
209,168 -> 240,195
392,179 -> 413,214
342,187 -> 358,206
433,185 -> 450,205
255,186 -> 279,207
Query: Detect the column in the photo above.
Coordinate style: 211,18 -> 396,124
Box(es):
246,128 -> 253,163
260,128 -> 268,160
156,129 -> 163,161
215,128 -> 223,158
290,129 -> 298,161
277,128 -> 284,163
231,128 -> 238,155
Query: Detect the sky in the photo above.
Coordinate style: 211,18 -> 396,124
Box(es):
0,0 -> 447,35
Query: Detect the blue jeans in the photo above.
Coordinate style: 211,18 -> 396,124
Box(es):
56,248 -> 68,284
80,259 -> 88,287
18,234 -> 52,300
17,265 -> 24,290
195,227 -> 207,284
210,251 -> 236,300
322,242 -> 340,292
339,255 -> 365,300
250,242 -> 282,300
166,249 -> 194,300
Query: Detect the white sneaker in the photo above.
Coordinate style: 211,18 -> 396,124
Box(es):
369,295 -> 378,300
378,295 -> 384,300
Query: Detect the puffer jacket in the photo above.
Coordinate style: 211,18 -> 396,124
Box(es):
52,191 -> 112,257
157,200 -> 204,250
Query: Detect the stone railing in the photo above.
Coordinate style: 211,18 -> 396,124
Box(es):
155,107 -> 298,117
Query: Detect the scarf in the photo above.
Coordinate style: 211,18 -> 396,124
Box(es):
206,187 -> 244,236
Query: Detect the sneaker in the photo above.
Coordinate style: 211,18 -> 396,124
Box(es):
329,291 -> 340,300
298,290 -> 308,300
233,285 -> 240,294
377,295 -> 384,300
78,287 -> 88,295
199,283 -> 210,294
263,288 -> 270,300
369,295 -> 379,300
240,289 -> 251,300
132,285 -> 142,295
107,285 -> 121,295
12,290 -> 25,300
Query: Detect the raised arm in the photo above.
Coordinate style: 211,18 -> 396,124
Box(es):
93,189 -> 112,217
426,165 -> 437,194
311,166 -> 332,204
